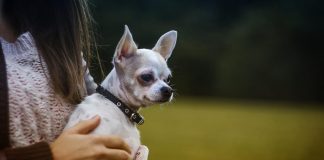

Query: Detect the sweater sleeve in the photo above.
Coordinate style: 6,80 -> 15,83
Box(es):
2,142 -> 52,160
82,57 -> 98,95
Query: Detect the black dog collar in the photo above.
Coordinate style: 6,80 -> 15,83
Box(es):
96,85 -> 144,125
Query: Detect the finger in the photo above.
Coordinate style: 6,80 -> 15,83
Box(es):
95,135 -> 131,154
67,116 -> 101,134
100,149 -> 131,160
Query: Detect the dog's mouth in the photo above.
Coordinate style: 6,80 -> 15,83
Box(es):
143,96 -> 155,104
143,95 -> 172,104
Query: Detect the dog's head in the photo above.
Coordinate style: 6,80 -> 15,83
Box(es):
113,25 -> 177,107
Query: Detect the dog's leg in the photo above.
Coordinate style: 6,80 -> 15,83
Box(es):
134,145 -> 149,160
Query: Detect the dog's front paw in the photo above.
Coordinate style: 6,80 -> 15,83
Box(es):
134,145 -> 149,160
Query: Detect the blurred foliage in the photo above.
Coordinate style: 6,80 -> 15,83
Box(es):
89,0 -> 324,103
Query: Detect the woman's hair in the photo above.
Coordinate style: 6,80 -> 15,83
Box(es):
2,0 -> 95,104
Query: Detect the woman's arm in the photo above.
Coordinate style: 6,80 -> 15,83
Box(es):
1,116 -> 132,160
1,142 -> 52,160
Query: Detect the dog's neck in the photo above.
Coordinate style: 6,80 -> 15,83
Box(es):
101,68 -> 140,111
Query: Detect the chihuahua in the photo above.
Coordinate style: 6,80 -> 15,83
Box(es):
65,25 -> 177,160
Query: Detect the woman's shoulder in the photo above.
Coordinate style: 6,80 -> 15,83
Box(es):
0,32 -> 38,59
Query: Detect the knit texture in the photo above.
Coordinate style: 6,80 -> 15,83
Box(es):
0,32 -> 97,148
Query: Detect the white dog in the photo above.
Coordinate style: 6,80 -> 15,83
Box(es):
65,25 -> 177,160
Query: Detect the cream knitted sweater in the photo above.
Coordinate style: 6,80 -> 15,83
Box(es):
0,32 -> 97,147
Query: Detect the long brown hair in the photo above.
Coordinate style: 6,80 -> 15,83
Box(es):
2,0 -> 95,104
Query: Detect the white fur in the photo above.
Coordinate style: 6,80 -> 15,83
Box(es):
64,93 -> 141,157
65,25 -> 177,160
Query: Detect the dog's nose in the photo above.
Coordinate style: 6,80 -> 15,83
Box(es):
160,86 -> 173,98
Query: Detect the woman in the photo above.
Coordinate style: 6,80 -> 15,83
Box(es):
0,0 -> 132,159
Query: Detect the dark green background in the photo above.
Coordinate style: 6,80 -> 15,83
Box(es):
89,0 -> 324,103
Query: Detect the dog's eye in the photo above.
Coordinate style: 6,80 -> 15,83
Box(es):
164,75 -> 172,84
140,74 -> 154,82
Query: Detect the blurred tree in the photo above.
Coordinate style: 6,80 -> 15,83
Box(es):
89,0 -> 324,103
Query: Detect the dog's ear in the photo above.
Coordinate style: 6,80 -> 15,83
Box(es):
115,25 -> 138,63
152,30 -> 177,61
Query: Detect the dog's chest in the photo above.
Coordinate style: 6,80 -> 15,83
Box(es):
65,93 -> 141,154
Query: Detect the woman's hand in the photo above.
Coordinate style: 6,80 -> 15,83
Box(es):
50,116 -> 131,160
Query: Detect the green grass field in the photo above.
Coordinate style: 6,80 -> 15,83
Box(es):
139,99 -> 324,160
